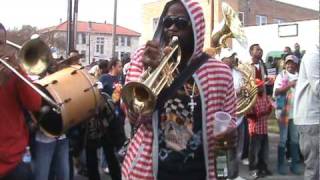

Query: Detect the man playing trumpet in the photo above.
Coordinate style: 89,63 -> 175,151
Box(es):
122,1 -> 237,179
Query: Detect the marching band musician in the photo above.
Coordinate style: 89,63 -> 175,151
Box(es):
122,0 -> 237,179
0,23 -> 42,180
220,48 -> 246,180
247,44 -> 273,178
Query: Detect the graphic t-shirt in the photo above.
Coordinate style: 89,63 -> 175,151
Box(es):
99,74 -> 122,103
158,84 -> 206,180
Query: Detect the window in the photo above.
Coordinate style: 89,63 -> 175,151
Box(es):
100,45 -> 104,54
153,17 -> 159,31
120,52 -> 125,59
81,50 -> 86,63
81,50 -> 86,58
96,37 -> 104,44
256,15 -> 267,26
127,37 -> 131,46
96,45 -> 99,53
273,18 -> 284,24
81,33 -> 86,44
115,36 -> 119,46
238,12 -> 244,25
96,37 -> 105,54
115,51 -> 119,59
120,36 -> 125,46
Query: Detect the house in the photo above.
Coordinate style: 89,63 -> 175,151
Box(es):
142,0 -> 318,48
39,21 -> 141,65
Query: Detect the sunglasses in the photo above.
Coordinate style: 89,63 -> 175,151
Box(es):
163,16 -> 191,30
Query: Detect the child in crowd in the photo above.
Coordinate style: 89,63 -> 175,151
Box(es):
247,79 -> 273,178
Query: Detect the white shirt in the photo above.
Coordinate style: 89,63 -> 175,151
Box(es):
273,70 -> 298,97
232,69 -> 244,94
232,68 -> 245,126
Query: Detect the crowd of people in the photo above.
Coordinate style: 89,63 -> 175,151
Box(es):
0,0 -> 319,180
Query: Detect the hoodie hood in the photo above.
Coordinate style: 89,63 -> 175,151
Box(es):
153,0 -> 205,63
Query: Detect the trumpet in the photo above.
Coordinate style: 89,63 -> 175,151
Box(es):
121,36 -> 181,115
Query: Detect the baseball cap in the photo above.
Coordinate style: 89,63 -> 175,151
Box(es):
217,48 -> 237,60
285,55 -> 299,64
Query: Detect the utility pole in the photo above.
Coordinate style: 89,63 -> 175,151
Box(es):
111,0 -> 118,58
67,0 -> 73,55
88,21 -> 92,65
210,0 -> 214,47
73,0 -> 79,49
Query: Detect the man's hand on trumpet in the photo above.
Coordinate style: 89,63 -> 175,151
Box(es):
143,40 -> 162,69
143,40 -> 175,69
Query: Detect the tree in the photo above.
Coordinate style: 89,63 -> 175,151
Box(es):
6,25 -> 38,46
40,30 -> 67,57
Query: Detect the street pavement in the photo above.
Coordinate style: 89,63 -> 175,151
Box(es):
238,133 -> 304,180
75,133 -> 304,180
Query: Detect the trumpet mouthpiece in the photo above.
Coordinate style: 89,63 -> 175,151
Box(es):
170,36 -> 179,46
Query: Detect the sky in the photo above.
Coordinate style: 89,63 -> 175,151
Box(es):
0,0 -> 318,33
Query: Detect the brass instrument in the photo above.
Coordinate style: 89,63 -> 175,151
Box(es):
7,39 -> 52,75
1,37 -> 103,137
121,36 -> 181,115
0,38 -> 60,109
206,2 -> 257,115
235,63 -> 258,115
205,2 -> 247,57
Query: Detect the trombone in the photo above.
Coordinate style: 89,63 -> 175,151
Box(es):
0,38 -> 60,110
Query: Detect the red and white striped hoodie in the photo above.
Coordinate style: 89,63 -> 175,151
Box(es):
122,0 -> 236,179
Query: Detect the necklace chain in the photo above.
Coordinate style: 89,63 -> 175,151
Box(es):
184,81 -> 197,113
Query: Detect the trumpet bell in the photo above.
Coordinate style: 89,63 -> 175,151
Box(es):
122,82 -> 156,115
19,38 -> 52,75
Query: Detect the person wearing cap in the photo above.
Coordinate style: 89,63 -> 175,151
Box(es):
273,54 -> 302,175
293,44 -> 319,180
220,48 -> 246,180
246,79 -> 273,178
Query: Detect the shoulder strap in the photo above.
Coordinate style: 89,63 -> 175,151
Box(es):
156,53 -> 209,108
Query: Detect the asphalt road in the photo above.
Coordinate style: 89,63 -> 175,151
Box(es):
74,133 -> 304,180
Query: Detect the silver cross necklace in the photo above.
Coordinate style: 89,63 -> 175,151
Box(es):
185,81 -> 197,113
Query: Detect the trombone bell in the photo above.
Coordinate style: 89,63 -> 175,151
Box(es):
19,38 -> 52,75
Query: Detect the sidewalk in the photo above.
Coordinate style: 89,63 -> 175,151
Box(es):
75,133 -> 304,180
238,133 -> 304,180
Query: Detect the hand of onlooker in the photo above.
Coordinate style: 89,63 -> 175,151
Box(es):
289,80 -> 297,88
143,40 -> 161,69
213,127 -> 238,150
264,77 -> 271,85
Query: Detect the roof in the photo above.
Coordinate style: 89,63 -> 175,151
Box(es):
39,21 -> 141,37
